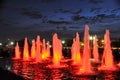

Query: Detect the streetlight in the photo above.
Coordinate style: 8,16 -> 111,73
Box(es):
0,43 -> 2,46
62,40 -> 65,44
10,41 -> 14,45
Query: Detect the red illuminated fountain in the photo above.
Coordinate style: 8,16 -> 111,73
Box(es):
47,33 -> 67,68
31,39 -> 36,59
52,33 -> 62,67
46,41 -> 50,58
13,42 -> 21,59
41,39 -> 48,60
93,35 -> 99,63
35,35 -> 42,63
23,37 -> 29,61
98,30 -> 116,71
71,32 -> 81,65
78,25 -> 93,75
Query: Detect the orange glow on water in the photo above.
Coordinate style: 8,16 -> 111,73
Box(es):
14,42 -> 21,59
53,52 -> 60,66
31,39 -> 36,58
23,37 -> 29,61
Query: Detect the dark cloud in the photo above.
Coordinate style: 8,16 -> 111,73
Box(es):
40,0 -> 56,3
71,15 -> 86,21
0,0 -> 5,10
56,26 -> 68,31
47,20 -> 71,25
59,18 -> 64,20
115,0 -> 120,6
55,8 -> 82,14
21,8 -> 43,19
69,26 -> 81,29
111,8 -> 120,13
89,0 -> 105,4
90,8 -> 102,14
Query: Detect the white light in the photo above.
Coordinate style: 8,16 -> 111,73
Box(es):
89,36 -> 95,40
49,45 -> 52,48
62,40 -> 65,44
10,41 -> 14,45
0,43 -> 2,46
89,36 -> 93,40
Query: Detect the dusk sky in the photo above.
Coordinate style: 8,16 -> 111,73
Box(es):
0,0 -> 120,42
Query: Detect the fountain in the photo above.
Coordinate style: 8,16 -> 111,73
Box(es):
35,35 -> 42,63
98,30 -> 116,71
71,32 -> 81,65
93,35 -> 99,63
41,39 -> 47,60
13,42 -> 21,59
46,41 -> 50,58
47,33 -> 67,68
78,25 -> 93,74
52,33 -> 62,67
23,37 -> 29,61
31,39 -> 36,59
10,24 -> 119,79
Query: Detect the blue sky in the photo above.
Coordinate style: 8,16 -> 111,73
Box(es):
0,0 -> 120,41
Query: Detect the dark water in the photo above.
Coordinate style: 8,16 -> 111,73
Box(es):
0,58 -> 120,80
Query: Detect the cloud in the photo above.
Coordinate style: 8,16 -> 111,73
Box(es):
90,7 -> 102,14
55,8 -> 82,14
47,20 -> 71,25
111,8 -> 120,13
56,26 -> 68,30
89,0 -> 105,4
40,0 -> 56,3
20,8 -> 43,19
71,15 -> 86,21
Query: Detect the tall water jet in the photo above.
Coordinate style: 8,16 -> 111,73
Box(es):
31,39 -> 36,59
46,41 -> 50,58
98,30 -> 116,71
79,25 -> 93,74
93,35 -> 99,63
14,42 -> 21,59
52,33 -> 62,67
71,38 -> 77,63
36,35 -> 42,63
71,32 -> 81,65
23,37 -> 29,61
41,39 -> 47,60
